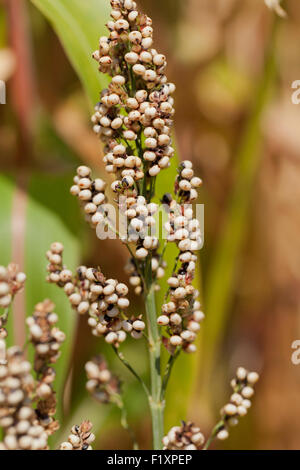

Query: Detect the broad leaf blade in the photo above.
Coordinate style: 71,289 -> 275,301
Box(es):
24,171 -> 81,427
30,0 -> 111,105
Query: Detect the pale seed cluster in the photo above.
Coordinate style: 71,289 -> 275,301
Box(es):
158,297 -> 204,354
46,242 -> 144,345
0,264 -> 26,309
26,299 -> 65,435
59,421 -> 95,450
85,355 -> 121,404
163,421 -> 205,450
174,160 -> 202,204
164,199 -> 202,252
120,195 -> 158,247
125,253 -> 165,296
0,264 -> 26,338
92,0 -> 175,195
70,167 -> 165,279
216,367 -> 260,442
27,300 -> 65,372
120,195 -> 166,295
157,160 -> 203,352
70,165 -> 107,228
0,341 -> 49,450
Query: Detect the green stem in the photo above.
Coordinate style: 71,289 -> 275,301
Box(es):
160,349 -> 180,401
112,346 -> 149,398
110,392 -> 139,450
0,307 -> 10,325
202,420 -> 225,450
145,286 -> 164,450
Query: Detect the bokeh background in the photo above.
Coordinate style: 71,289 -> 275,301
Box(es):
1,0 -> 300,450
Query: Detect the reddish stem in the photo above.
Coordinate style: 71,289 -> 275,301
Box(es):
6,0 -> 36,164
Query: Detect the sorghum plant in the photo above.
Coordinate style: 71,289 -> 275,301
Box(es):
0,0 -> 260,451
44,0 -> 259,450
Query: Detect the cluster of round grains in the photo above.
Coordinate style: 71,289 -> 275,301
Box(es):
174,160 -> 202,203
70,166 -> 107,228
0,264 -> 26,338
119,194 -> 165,295
120,195 -> 158,249
85,355 -> 121,403
164,197 -> 202,253
0,341 -> 48,450
104,146 -> 144,187
46,243 -> 142,345
151,254 -> 166,284
157,160 -> 203,352
163,421 -> 205,450
158,295 -> 204,354
124,253 -> 165,296
124,258 -> 143,295
158,202 -> 203,352
26,300 -> 65,435
91,0 -> 175,191
216,367 -> 260,441
164,198 -> 201,277
27,300 -> 65,372
59,421 -> 95,450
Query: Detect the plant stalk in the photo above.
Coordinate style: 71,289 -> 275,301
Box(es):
202,420 -> 224,450
145,285 -> 164,450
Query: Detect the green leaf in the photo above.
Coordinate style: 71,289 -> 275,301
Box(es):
24,171 -> 82,429
30,0 -> 111,105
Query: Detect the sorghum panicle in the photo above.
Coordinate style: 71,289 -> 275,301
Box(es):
46,242 -> 145,346
59,421 -> 95,450
70,166 -> 107,228
68,0 -> 205,359
92,0 -> 175,193
0,341 -> 48,450
85,355 -> 121,404
27,299 -> 66,434
158,161 -> 204,353
163,367 -> 259,450
162,421 -> 205,450
216,367 -> 259,441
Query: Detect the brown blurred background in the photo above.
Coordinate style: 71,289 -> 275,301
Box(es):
1,0 -> 300,450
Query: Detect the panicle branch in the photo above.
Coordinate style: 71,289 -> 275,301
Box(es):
85,355 -> 121,404
27,299 -> 66,435
162,421 -> 205,450
46,242 -> 146,347
163,367 -> 259,451
0,264 -> 26,338
59,421 -> 95,450
0,341 -> 48,450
